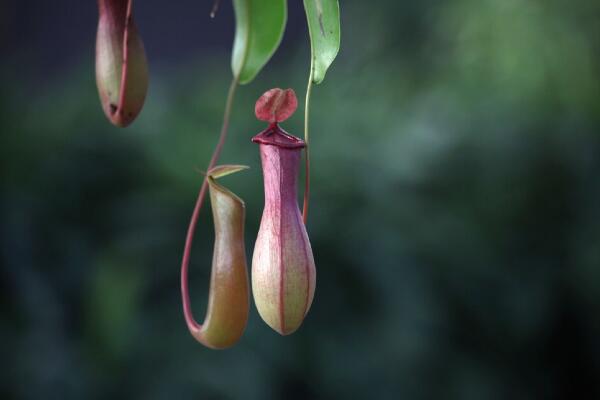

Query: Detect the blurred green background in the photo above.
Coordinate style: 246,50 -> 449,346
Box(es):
2,0 -> 600,399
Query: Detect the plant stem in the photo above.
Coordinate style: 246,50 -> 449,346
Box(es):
181,77 -> 238,334
210,0 -> 222,18
302,66 -> 314,225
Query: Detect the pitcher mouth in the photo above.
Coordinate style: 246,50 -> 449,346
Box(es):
252,123 -> 306,149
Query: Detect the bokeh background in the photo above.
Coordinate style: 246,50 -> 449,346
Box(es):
2,0 -> 600,399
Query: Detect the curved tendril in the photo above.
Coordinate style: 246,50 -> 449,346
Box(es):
180,78 -> 239,341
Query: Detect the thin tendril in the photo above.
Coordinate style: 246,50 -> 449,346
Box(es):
181,77 -> 238,335
210,0 -> 221,18
302,65 -> 314,225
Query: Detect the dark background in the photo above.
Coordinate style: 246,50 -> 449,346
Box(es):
2,1 -> 600,399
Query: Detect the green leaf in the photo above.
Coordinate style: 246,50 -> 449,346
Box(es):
303,0 -> 341,84
231,0 -> 287,84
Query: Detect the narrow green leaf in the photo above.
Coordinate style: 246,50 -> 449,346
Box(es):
231,0 -> 287,84
303,0 -> 340,84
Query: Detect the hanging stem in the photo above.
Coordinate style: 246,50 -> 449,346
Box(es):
181,77 -> 239,334
210,0 -> 221,18
116,0 -> 133,114
302,65 -> 314,224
